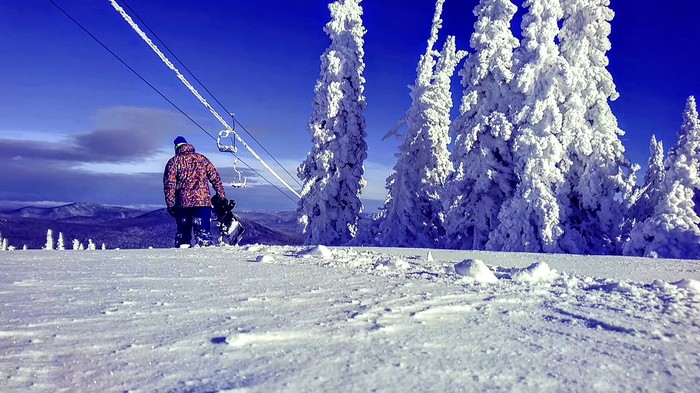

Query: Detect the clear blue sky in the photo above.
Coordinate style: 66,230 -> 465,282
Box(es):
0,0 -> 698,212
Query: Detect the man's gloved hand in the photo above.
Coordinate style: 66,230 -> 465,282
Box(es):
167,206 -> 177,217
212,194 -> 227,207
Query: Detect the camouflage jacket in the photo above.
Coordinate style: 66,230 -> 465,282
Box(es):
163,144 -> 226,208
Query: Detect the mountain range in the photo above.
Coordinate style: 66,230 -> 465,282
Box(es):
0,202 -> 302,249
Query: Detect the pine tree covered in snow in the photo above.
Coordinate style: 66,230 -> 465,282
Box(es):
298,0 -> 368,246
630,135 -> 666,224
57,232 -> 65,251
376,0 -> 466,248
667,96 -> 700,214
443,0 -> 519,250
557,0 -> 637,254
487,0 -> 568,253
44,229 -> 54,251
624,97 -> 700,258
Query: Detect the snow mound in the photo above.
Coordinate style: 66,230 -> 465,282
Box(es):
454,259 -> 498,283
255,255 -> 274,263
298,245 -> 333,259
242,244 -> 266,252
374,257 -> 410,271
674,279 -> 700,293
512,262 -> 556,283
599,281 -> 636,294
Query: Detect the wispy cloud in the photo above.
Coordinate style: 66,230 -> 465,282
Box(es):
0,106 -> 393,211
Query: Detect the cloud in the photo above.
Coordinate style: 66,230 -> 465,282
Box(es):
0,158 -> 165,206
2,138 -> 84,164
0,106 -> 390,212
0,148 -> 300,211
1,106 -> 195,165
0,106 -> 198,207
72,128 -> 159,162
91,106 -> 194,136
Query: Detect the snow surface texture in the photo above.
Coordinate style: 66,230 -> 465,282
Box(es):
1,246 -> 699,392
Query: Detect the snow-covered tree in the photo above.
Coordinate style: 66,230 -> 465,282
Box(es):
376,0 -> 466,248
44,229 -> 54,251
443,0 -> 519,250
556,0 -> 637,254
72,239 -> 83,251
667,96 -> 700,213
486,0 -> 568,253
57,232 -> 65,251
101,243 -> 107,250
87,239 -> 96,251
630,135 -> 666,224
624,97 -> 700,258
623,180 -> 700,259
1,238 -> 7,251
298,0 -> 368,246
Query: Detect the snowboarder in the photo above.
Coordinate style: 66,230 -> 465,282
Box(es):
163,136 -> 227,248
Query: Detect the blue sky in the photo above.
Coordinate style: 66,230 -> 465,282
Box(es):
0,0 -> 698,212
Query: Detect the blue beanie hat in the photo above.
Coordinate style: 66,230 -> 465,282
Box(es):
173,136 -> 187,147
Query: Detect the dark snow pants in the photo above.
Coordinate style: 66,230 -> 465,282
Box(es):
174,206 -> 213,247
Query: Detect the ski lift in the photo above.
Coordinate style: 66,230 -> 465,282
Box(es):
216,113 -> 247,188
217,132 -> 248,188
216,129 -> 237,153
216,112 -> 238,153
229,158 -> 247,188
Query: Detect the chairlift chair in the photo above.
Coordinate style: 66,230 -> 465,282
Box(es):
216,126 -> 247,189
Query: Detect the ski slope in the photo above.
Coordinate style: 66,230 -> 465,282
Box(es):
1,245 -> 699,392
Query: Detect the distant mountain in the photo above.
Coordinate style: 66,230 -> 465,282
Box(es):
7,202 -> 147,222
0,203 -> 301,249
237,211 -> 299,238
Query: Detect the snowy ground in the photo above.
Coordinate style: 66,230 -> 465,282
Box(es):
1,246 -> 699,392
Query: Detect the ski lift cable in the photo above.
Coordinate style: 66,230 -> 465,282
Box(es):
232,118 -> 303,188
46,0 -> 298,204
46,0 -> 215,139
224,155 -> 295,201
117,0 -> 302,189
109,0 -> 301,199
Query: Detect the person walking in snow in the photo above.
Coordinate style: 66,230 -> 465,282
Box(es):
163,136 -> 227,248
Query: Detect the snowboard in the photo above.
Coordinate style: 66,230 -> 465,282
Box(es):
211,194 -> 245,246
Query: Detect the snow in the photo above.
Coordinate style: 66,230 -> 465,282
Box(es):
511,261 -> 556,283
297,244 -> 333,259
2,246 -> 699,392
454,258 -> 498,283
